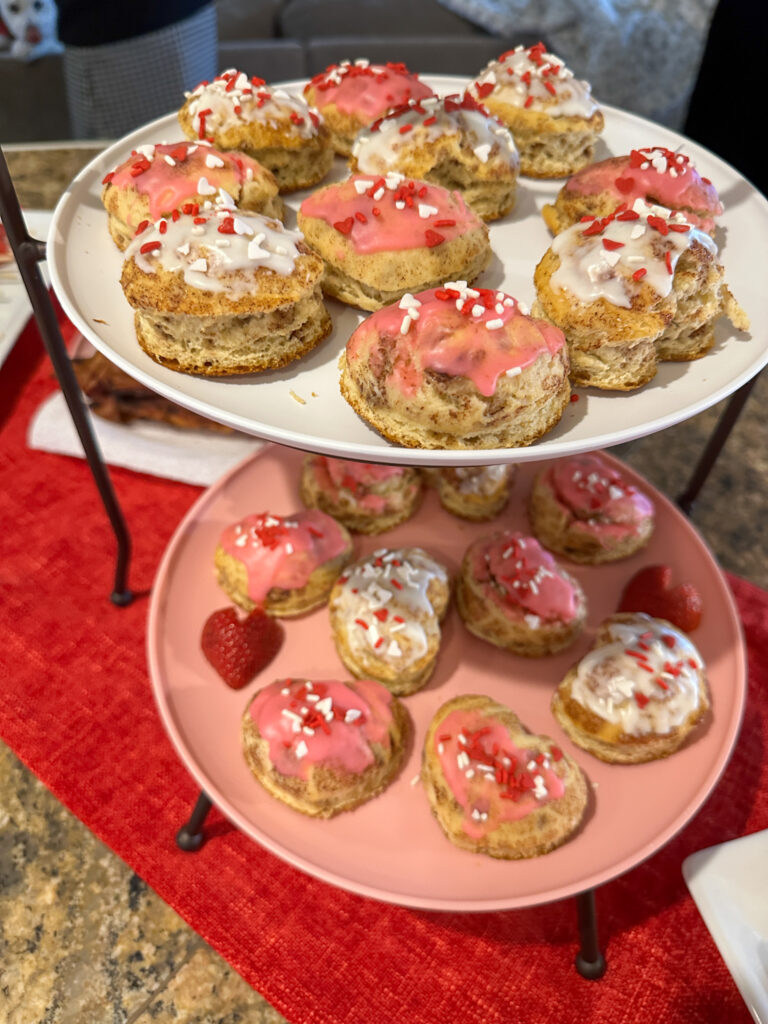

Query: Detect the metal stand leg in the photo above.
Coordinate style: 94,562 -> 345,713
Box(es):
176,791 -> 213,851
0,145 -> 132,605
677,375 -> 760,515
574,889 -> 606,979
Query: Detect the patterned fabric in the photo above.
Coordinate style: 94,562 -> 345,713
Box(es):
437,0 -> 719,128
1,310 -> 765,1024
62,3 -> 217,139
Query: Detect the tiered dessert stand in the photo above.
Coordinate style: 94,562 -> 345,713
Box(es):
3,75 -> 768,982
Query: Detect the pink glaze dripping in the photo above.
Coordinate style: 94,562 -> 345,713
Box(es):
546,454 -> 654,545
250,677 -> 394,779
435,707 -> 566,841
306,61 -> 434,120
311,456 -> 413,514
346,285 -> 565,397
468,531 -> 580,621
108,142 -> 264,224
219,510 -> 348,604
564,147 -> 723,232
300,174 -> 481,254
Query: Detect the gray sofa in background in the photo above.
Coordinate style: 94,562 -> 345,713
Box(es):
1,0 -> 540,143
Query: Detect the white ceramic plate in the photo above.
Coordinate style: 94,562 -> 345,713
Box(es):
47,77 -> 768,466
0,210 -> 52,369
683,830 -> 768,1023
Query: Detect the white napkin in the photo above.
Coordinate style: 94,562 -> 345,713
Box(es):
28,390 -> 264,486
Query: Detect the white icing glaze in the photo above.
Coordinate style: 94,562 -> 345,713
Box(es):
569,614 -> 705,736
124,203 -> 302,295
185,69 -> 322,140
352,94 -> 518,173
450,465 -> 509,495
331,547 -> 447,666
473,42 -> 598,119
549,197 -> 717,309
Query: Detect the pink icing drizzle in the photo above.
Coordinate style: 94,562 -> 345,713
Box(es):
564,147 -> 723,232
345,285 -> 565,398
546,454 -> 654,545
299,174 -> 481,254
305,61 -> 434,119
435,707 -> 566,840
108,142 -> 264,224
249,677 -> 394,779
218,510 -> 348,604
310,456 -> 412,514
467,531 -> 580,621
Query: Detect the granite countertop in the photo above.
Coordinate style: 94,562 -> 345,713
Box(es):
2,145 -> 766,1024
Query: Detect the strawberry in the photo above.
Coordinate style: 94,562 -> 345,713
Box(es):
201,607 -> 284,689
617,565 -> 703,633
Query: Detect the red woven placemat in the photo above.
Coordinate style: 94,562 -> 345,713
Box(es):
2,317 -> 766,1024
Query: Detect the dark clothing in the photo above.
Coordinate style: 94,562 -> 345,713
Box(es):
54,0 -> 210,46
684,1 -> 768,195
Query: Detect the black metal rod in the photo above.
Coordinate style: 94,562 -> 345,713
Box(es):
176,791 -> 213,851
0,145 -> 133,605
677,375 -> 760,516
574,889 -> 606,979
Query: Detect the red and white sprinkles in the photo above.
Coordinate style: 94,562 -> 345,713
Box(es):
124,200 -> 302,293
471,41 -> 599,118
305,59 -> 434,114
396,280 -> 521,337
331,547 -> 447,667
351,93 -> 518,173
570,614 -> 705,736
184,69 -> 322,140
550,196 -> 717,307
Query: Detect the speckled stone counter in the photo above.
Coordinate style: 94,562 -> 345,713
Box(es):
1,144 -> 766,1024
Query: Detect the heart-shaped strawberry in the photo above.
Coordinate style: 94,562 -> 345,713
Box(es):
201,607 -> 284,689
617,565 -> 703,632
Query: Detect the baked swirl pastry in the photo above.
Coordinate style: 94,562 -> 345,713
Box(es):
101,140 -> 283,251
421,694 -> 588,858
529,454 -> 654,563
120,205 -> 331,376
303,59 -> 435,156
297,172 -> 491,310
350,92 -> 519,221
456,531 -> 587,656
469,41 -> 604,179
339,282 -> 570,450
179,69 -> 333,192
533,197 -> 750,390
552,613 -> 710,763
299,454 -> 423,534
434,465 -> 514,521
541,146 -> 724,236
242,677 -> 410,817
215,509 -> 353,616
329,546 -> 450,695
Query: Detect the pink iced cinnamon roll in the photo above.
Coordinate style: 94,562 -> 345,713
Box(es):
350,93 -> 519,221
299,454 -> 423,534
469,41 -> 604,178
329,546 -> 450,695
178,70 -> 333,192
241,677 -> 410,816
421,694 -> 588,858
339,282 -> 570,450
456,531 -> 587,656
297,172 -> 491,310
101,141 -> 283,250
304,59 -> 435,156
215,509 -> 353,616
529,454 -> 654,563
541,146 -> 724,236
552,613 -> 710,763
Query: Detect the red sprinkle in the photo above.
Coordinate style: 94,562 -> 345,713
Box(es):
135,220 -> 150,235
661,634 -> 676,649
424,229 -> 444,248
665,250 -> 673,275
101,172 -> 115,185
475,81 -> 495,98
634,692 -> 650,708
399,123 -> 413,134
354,618 -> 369,630
569,393 -> 579,403
333,217 -> 355,235
139,241 -> 162,254
158,220 -> 168,234
632,268 -> 647,281
602,238 -> 624,251
373,609 -> 388,622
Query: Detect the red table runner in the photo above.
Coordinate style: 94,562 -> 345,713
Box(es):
2,317 -> 767,1024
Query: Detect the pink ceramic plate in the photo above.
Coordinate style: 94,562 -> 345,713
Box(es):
147,446 -> 745,911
